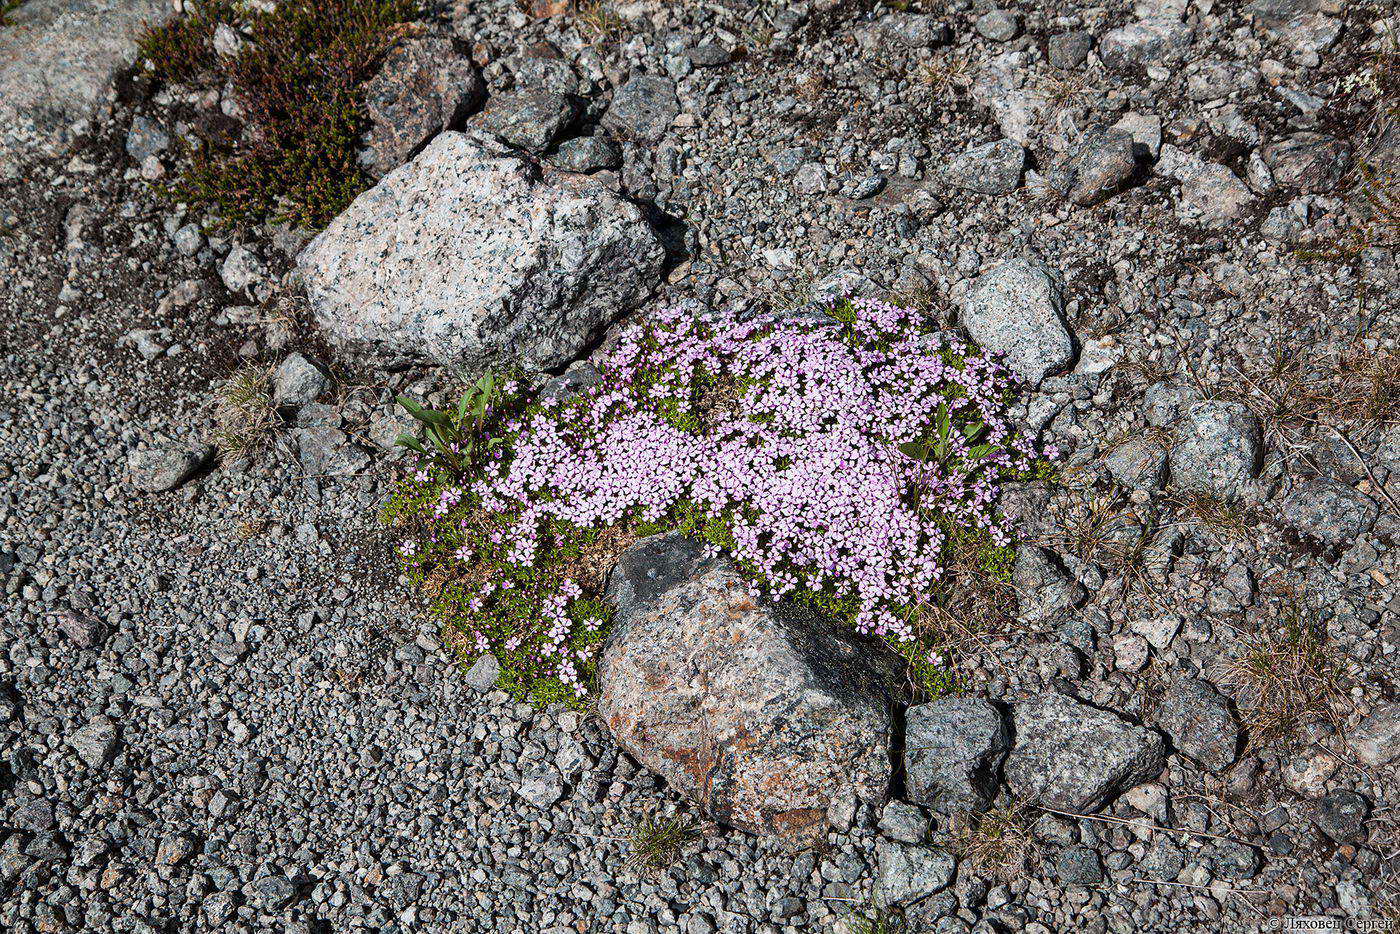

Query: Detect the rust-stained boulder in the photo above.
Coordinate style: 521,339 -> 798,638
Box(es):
597,533 -> 904,848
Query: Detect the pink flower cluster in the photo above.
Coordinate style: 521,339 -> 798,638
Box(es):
473,295 -> 1041,649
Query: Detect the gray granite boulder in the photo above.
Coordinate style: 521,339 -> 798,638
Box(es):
481,90 -> 577,153
1156,145 -> 1256,227
943,139 -> 1026,195
1155,678 -> 1239,772
961,259 -> 1075,384
0,0 -> 173,175
1280,479 -> 1379,546
1005,693 -> 1165,812
361,31 -> 484,179
1260,133 -> 1351,193
297,132 -> 664,372
598,533 -> 905,847
1169,401 -> 1261,496
1047,127 -> 1139,206
874,841 -> 957,907
601,75 -> 679,143
904,698 -> 1010,815
1100,19 -> 1194,70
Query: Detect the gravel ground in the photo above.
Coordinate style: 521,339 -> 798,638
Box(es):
2,0 -> 1399,931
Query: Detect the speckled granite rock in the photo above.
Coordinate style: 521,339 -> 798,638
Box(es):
297,131 -> 664,372
0,0 -> 173,175
598,533 -> 905,847
1005,693 -> 1165,812
360,30 -> 484,178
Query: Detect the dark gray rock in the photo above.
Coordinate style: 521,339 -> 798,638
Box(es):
943,139 -> 1026,195
1169,401 -> 1260,496
125,115 -> 170,163
1047,127 -> 1138,206
961,258 -> 1075,384
249,873 -> 298,911
58,609 -> 102,648
904,698 -> 1009,815
1280,479 -> 1379,546
1312,790 -> 1370,843
1212,842 -> 1261,879
1260,133 -> 1351,192
464,654 -> 500,692
272,353 -> 329,408
481,90 -> 577,153
1155,678 -> 1238,772
1012,546 -> 1083,623
127,442 -> 212,492
686,43 -> 731,67
1005,693 -> 1166,812
1054,845 -> 1103,885
874,841 -> 957,906
362,31 -> 484,178
549,134 -> 623,172
598,534 -> 904,847
66,716 -> 119,769
1048,31 -> 1093,69
294,427 -> 370,477
878,801 -> 932,844
601,75 -> 679,143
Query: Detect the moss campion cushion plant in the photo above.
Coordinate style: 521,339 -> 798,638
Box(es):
385,294 -> 1052,706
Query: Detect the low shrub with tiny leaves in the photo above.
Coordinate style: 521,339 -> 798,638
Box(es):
138,0 -> 417,229
385,293 -> 1049,706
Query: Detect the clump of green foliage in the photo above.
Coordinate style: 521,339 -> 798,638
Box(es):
138,0 -> 417,229
625,813 -> 702,874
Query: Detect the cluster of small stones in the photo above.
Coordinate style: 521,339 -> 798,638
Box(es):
0,0 -> 1397,931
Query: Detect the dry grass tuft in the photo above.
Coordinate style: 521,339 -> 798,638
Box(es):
1219,600 -> 1345,741
212,364 -> 277,455
625,814 -> 701,875
574,0 -> 626,40
952,802 -> 1038,882
1166,489 -> 1255,540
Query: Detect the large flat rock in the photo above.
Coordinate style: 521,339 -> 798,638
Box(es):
0,0 -> 171,174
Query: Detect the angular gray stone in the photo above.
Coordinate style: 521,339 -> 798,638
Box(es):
904,698 -> 1010,815
1169,401 -> 1261,496
1260,133 -> 1351,193
1156,145 -> 1256,227
464,653 -> 501,692
127,442 -> 212,492
125,115 -> 170,163
517,768 -> 565,808
962,259 -> 1074,384
1048,31 -> 1093,69
1012,546 -> 1083,623
1349,703 -> 1400,766
880,12 -> 951,47
549,134 -> 622,173
219,245 -> 266,296
298,132 -> 664,373
1100,19 -> 1194,70
1155,678 -> 1238,772
294,427 -> 370,477
1312,790 -> 1369,843
975,9 -> 1021,41
361,31 -> 484,178
272,353 -> 329,408
598,533 -> 905,847
481,89 -> 577,153
601,75 -> 679,143
1054,845 -> 1103,885
1105,436 -> 1168,490
878,801 -> 932,844
0,0 -> 173,175
943,139 -> 1025,195
1047,127 -> 1138,206
66,716 -> 119,769
874,841 -> 957,907
1280,479 -> 1379,546
1005,693 -> 1166,812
